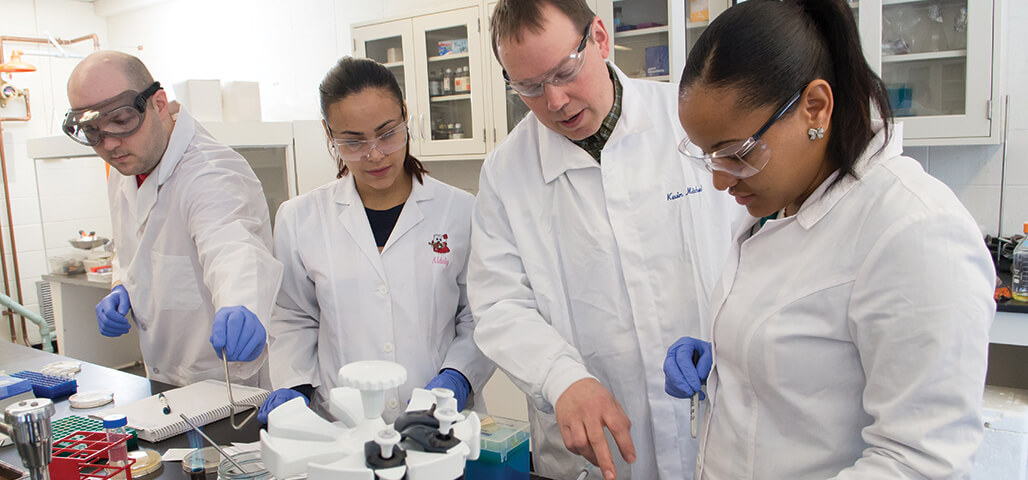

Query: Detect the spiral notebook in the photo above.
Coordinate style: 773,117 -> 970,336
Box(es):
93,379 -> 269,442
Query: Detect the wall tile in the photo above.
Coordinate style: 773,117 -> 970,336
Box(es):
926,144 -> 1003,187
17,250 -> 47,281
903,146 -> 929,169
1001,185 -> 1028,236
947,184 -> 1002,234
999,134 -> 1028,187
9,197 -> 41,228
13,224 -> 44,254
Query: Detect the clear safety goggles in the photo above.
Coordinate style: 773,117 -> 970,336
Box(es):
502,24 -> 591,98
678,88 -> 803,179
327,120 -> 409,162
62,82 -> 162,147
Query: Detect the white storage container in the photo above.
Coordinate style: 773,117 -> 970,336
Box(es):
172,79 -> 223,122
972,386 -> 1028,480
222,81 -> 262,122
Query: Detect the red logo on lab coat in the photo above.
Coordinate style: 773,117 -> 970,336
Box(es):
429,234 -> 450,254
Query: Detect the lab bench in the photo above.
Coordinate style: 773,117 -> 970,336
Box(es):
0,342 -> 556,480
0,340 -> 253,479
41,273 -> 143,370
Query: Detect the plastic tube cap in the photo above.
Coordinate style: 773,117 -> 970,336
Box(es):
103,413 -> 127,429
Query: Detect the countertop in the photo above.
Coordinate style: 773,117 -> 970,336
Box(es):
0,343 -> 554,479
41,273 -> 111,290
996,270 -> 1028,314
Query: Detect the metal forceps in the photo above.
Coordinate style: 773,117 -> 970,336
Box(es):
222,348 -> 261,430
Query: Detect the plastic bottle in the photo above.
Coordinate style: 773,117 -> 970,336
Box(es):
1012,222 -> 1028,302
429,70 -> 441,97
442,68 -> 453,95
454,68 -> 466,93
104,414 -> 130,480
951,7 -> 968,49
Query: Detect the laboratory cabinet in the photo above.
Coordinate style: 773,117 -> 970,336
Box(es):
353,6 -> 489,159
855,0 -> 1004,146
687,0 -> 1004,146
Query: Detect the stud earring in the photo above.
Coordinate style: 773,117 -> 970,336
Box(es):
808,127 -> 825,141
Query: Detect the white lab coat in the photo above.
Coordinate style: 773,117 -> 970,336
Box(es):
696,124 -> 995,479
109,110 -> 282,387
269,174 -> 494,423
468,64 -> 746,479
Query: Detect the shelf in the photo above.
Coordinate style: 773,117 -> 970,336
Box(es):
882,49 -> 967,63
428,52 -> 469,63
430,93 -> 472,103
630,75 -> 670,82
383,61 -> 404,69
614,25 -> 669,38
686,21 -> 709,30
883,0 -> 950,5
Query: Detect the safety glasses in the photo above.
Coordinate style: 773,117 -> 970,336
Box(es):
502,23 -> 592,98
678,88 -> 804,179
62,82 -> 162,147
327,120 -> 409,162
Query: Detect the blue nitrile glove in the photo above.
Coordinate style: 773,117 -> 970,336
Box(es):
258,388 -> 309,424
664,337 -> 713,400
210,305 -> 266,362
425,369 -> 471,411
95,285 -> 132,337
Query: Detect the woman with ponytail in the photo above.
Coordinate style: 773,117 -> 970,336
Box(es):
662,1 -> 994,477
259,57 -> 494,424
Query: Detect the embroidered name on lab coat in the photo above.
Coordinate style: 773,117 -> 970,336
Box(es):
668,186 -> 703,201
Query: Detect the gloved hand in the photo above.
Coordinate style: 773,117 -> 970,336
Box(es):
257,388 -> 309,424
95,285 -> 132,337
664,337 -> 713,400
210,305 -> 266,362
425,369 -> 471,411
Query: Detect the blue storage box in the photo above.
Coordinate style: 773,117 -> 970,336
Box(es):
438,39 -> 468,56
11,371 -> 77,399
0,374 -> 32,400
646,45 -> 670,77
466,415 -> 530,480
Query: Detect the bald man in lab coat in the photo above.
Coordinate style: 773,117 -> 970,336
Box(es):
65,51 -> 282,387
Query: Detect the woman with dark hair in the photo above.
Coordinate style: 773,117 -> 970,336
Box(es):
663,0 -> 994,477
257,57 -> 494,423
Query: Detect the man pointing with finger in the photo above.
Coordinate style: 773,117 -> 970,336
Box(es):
468,0 -> 744,478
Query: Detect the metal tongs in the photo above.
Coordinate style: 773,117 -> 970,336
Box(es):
222,348 -> 262,430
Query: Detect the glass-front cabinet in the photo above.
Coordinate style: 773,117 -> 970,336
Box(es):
679,0 -> 1001,146
354,7 -> 488,159
486,1 -> 532,146
863,0 -> 999,145
353,19 -> 419,155
595,0 -> 694,84
610,0 -> 671,81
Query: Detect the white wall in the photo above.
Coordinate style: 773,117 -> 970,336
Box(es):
104,0 -> 341,121
0,0 -> 109,344
101,0 -> 470,122
905,0 -> 1028,238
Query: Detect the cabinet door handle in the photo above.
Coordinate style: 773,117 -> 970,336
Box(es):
420,114 -> 427,140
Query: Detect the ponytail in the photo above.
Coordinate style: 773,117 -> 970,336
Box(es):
680,0 -> 891,187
